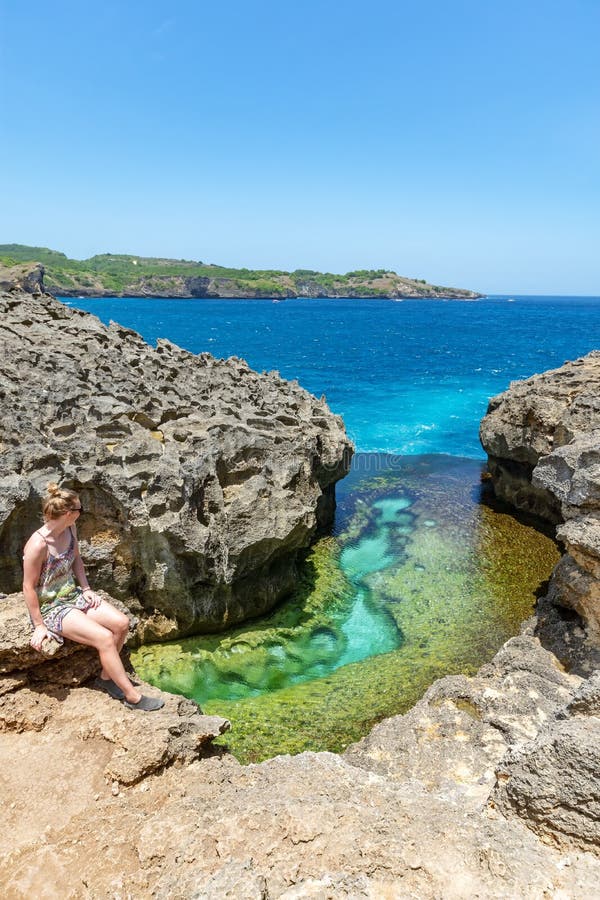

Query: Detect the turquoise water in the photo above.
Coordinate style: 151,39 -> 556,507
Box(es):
65,295 -> 600,458
133,483 -> 403,703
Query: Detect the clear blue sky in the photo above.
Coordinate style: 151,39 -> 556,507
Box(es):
1,0 -> 599,294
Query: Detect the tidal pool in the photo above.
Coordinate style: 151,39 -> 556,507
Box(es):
132,454 -> 560,763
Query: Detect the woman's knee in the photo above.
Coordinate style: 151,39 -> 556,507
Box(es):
90,603 -> 130,637
116,611 -> 130,633
93,627 -> 117,652
112,612 -> 130,640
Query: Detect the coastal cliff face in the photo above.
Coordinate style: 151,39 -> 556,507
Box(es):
0,253 -> 482,301
0,289 -> 352,639
0,261 -> 44,295
480,351 -> 600,641
479,351 -> 600,861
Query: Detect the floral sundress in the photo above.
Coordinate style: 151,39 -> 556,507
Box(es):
35,527 -> 92,640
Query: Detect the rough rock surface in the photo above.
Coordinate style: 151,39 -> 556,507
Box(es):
480,352 -> 600,639
345,628 -> 578,798
0,591 -> 127,678
1,617 -> 600,898
480,351 -> 600,853
494,672 -> 600,850
0,589 -> 231,838
494,715 -> 600,852
0,290 -> 352,638
480,351 -> 600,522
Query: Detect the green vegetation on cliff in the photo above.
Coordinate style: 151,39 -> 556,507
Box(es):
0,244 -> 481,300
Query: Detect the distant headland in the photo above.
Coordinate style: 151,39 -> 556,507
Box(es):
0,244 -> 482,300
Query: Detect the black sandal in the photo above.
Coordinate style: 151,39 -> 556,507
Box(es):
94,677 -> 126,700
123,694 -> 165,711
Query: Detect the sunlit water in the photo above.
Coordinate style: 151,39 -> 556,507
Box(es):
64,295 -> 594,760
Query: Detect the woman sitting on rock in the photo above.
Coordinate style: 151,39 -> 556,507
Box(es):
22,483 -> 164,712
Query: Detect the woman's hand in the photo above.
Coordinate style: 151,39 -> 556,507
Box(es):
30,624 -> 50,651
82,588 -> 102,608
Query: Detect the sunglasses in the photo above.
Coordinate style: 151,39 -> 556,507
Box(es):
69,505 -> 84,514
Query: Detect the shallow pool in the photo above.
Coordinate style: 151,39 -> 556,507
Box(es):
132,454 -> 560,762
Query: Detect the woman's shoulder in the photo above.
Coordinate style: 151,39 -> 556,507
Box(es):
23,530 -> 47,557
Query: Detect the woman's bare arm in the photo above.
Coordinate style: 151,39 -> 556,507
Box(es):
22,536 -> 50,647
71,528 -> 90,590
71,527 -> 101,608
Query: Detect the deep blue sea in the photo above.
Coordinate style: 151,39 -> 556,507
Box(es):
64,295 -> 600,458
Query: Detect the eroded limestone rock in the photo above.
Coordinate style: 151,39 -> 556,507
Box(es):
1,592 -> 112,677
481,352 -> 600,640
0,590 -> 230,780
480,352 -> 600,852
0,261 -> 44,295
480,352 -> 600,523
494,712 -> 600,852
345,624 -> 579,808
0,290 -> 352,637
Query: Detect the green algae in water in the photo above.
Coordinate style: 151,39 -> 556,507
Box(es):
134,535 -> 400,704
132,454 -> 560,764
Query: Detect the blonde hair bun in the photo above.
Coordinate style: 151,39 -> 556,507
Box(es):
42,483 -> 80,520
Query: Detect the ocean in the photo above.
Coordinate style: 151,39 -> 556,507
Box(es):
65,294 -> 600,459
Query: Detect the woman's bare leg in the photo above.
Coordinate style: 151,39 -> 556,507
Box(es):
60,609 -> 141,704
85,601 -> 130,679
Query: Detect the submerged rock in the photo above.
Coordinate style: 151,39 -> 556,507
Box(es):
0,290 -> 352,638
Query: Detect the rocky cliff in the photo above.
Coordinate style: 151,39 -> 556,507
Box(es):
0,261 -> 44,295
0,246 -> 483,300
480,351 -> 600,641
0,289 -> 352,639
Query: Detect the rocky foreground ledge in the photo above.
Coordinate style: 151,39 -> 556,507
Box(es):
0,289 -> 352,639
0,593 -> 231,786
2,590 -> 600,896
